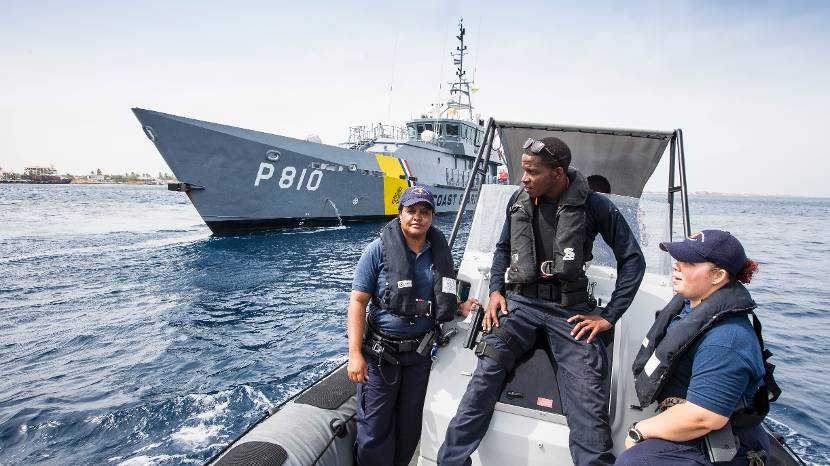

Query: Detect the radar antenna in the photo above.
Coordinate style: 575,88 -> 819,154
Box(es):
447,18 -> 474,121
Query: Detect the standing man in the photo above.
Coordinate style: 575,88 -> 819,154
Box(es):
437,137 -> 646,466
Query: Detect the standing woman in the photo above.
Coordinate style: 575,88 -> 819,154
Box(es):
347,186 -> 477,466
618,230 -> 778,465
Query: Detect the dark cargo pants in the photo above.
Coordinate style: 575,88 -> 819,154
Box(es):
355,350 -> 432,466
437,295 -> 615,466
615,424 -> 770,466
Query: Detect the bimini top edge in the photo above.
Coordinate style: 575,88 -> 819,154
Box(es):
495,120 -> 675,139
495,120 -> 675,199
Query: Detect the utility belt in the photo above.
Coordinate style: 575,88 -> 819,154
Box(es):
509,282 -> 560,301
367,329 -> 422,353
371,296 -> 433,317
363,321 -> 437,364
508,276 -> 589,307
656,397 -> 766,465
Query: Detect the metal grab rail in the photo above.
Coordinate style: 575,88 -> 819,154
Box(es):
448,117 -> 496,254
667,129 -> 692,240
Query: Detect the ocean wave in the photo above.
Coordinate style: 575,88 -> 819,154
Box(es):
0,232 -> 209,265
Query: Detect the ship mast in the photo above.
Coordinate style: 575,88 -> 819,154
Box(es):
447,18 -> 474,121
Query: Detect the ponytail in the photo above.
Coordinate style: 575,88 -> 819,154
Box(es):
735,258 -> 759,284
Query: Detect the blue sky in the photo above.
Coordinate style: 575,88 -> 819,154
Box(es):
2,1 -> 828,196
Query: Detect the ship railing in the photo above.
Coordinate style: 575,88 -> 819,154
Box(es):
445,168 -> 497,188
346,124 -> 409,145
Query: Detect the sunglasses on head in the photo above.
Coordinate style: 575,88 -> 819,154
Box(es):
523,137 -> 560,165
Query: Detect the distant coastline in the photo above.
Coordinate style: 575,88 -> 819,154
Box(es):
1,168 -> 176,186
643,190 -> 830,200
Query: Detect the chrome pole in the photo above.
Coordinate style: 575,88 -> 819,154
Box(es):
448,117 -> 495,251
676,129 -> 692,237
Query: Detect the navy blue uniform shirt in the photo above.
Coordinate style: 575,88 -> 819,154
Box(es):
661,300 -> 765,417
352,238 -> 436,337
489,189 -> 646,324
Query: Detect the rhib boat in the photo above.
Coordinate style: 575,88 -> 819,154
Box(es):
204,120 -> 804,466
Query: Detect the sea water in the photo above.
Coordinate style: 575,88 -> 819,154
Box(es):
0,184 -> 827,465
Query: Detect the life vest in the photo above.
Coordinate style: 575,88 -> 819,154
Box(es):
632,281 -> 780,426
377,218 -> 457,323
506,169 -> 592,303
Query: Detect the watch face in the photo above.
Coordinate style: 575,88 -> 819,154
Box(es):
628,428 -> 642,442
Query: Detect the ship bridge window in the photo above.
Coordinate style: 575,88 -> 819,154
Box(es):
416,123 -> 434,133
445,124 -> 459,137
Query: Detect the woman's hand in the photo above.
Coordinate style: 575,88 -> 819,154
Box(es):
348,351 -> 368,383
457,298 -> 480,318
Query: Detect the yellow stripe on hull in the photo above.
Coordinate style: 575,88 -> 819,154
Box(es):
375,154 -> 410,215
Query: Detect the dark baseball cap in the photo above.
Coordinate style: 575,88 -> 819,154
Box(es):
659,230 -> 747,276
398,185 -> 435,211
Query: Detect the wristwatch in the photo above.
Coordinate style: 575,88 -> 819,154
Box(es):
627,423 -> 645,444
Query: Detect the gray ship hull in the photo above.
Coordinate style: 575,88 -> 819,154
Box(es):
133,108 -> 483,234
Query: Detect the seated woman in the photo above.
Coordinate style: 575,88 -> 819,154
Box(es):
618,230 -> 773,465
346,186 -> 478,466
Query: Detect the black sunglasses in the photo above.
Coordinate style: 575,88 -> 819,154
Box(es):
523,137 -> 556,160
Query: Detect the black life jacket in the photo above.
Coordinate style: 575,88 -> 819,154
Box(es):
632,282 -> 781,426
506,169 -> 592,299
377,218 -> 457,323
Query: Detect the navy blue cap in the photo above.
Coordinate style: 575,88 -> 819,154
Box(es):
659,230 -> 747,276
398,185 -> 435,211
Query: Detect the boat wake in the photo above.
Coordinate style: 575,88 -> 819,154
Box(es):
0,232 -> 210,265
766,417 -> 830,465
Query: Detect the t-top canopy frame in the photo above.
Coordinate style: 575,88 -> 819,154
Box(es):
448,119 -> 692,260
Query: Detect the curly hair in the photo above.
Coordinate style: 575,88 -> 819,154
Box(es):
735,258 -> 759,284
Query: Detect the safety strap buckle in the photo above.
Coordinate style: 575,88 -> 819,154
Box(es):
474,339 -> 517,372
371,340 -> 385,355
474,340 -> 488,358
539,261 -> 554,278
415,299 -> 432,317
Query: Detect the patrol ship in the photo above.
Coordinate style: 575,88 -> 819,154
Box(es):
133,20 -> 500,235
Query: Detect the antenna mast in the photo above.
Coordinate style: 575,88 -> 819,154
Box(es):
447,18 -> 474,121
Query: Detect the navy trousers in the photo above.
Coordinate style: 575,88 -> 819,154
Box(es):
355,350 -> 432,466
437,296 -> 615,466
616,425 -> 770,466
